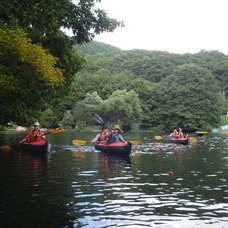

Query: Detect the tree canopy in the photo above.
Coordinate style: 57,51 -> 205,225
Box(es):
58,43 -> 228,131
65,90 -> 142,129
1,1 -> 228,131
149,64 -> 224,130
0,28 -> 64,125
0,0 -> 121,126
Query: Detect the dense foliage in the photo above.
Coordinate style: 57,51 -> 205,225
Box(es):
59,45 -> 227,131
148,64 -> 224,130
0,0 -> 121,126
1,1 -> 227,131
0,28 -> 64,125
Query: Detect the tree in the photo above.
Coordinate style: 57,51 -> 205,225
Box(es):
0,0 -> 122,80
70,91 -> 103,126
0,29 -> 64,125
40,108 -> 59,128
150,64 -> 224,131
101,89 -> 142,129
0,0 -> 121,125
62,110 -> 75,129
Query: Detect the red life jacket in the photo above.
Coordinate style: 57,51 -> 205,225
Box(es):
25,130 -> 45,141
98,132 -> 108,141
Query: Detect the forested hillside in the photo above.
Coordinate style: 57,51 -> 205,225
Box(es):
74,41 -> 120,55
56,42 -> 228,131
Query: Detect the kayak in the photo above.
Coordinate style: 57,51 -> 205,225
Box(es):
20,140 -> 51,153
170,137 -> 189,145
95,141 -> 132,156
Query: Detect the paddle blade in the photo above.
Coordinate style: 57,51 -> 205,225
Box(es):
0,145 -> 12,151
154,136 -> 163,139
189,137 -> 198,141
129,140 -> 141,144
93,114 -> 104,125
72,140 -> 87,146
48,127 -> 64,134
92,114 -> 111,131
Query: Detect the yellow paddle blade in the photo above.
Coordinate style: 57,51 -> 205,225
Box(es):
189,137 -> 198,141
0,145 -> 12,151
49,127 -> 64,134
72,140 -> 87,146
129,140 -> 141,144
154,136 -> 163,139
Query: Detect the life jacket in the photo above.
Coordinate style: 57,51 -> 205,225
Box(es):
25,130 -> 45,141
98,131 -> 108,141
107,133 -> 121,143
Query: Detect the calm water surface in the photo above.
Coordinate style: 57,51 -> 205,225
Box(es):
0,131 -> 228,228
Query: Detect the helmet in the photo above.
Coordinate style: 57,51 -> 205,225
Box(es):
33,122 -> 40,126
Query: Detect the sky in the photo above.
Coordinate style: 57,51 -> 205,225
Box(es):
94,0 -> 228,54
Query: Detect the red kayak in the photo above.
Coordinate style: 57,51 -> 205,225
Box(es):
21,140 -> 51,153
170,137 -> 189,145
95,141 -> 132,156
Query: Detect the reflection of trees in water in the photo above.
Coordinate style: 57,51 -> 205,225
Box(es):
0,131 -> 24,146
172,142 -> 198,168
21,152 -> 49,187
71,150 -> 86,168
98,152 -> 131,178
15,151 -> 74,228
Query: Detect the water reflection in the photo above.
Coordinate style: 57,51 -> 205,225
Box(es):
20,152 -> 50,187
1,132 -> 228,227
98,152 -> 131,177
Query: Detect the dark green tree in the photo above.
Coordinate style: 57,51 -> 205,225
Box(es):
0,0 -> 121,125
150,64 -> 224,131
101,89 -> 142,129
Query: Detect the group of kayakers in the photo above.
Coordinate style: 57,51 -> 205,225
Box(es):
20,122 -> 126,144
20,122 -> 188,145
169,128 -> 188,138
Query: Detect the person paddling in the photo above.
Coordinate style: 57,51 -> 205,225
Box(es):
91,126 -> 110,143
177,128 -> 184,138
20,122 -> 45,143
107,125 -> 126,144
170,128 -> 178,138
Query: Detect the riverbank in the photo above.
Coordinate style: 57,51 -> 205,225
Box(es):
3,126 -> 27,131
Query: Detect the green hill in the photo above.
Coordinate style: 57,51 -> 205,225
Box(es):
74,41 -> 120,55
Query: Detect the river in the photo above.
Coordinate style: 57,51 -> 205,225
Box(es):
0,131 -> 228,227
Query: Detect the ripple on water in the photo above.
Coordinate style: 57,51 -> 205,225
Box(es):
1,132 -> 228,227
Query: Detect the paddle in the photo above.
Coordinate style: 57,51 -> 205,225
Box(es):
0,127 -> 64,151
71,114 -> 142,145
72,139 -> 141,146
93,114 -> 142,144
153,136 -> 163,139
92,114 -> 112,131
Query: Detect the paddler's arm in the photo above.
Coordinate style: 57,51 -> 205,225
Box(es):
91,133 -> 100,143
119,134 -> 127,143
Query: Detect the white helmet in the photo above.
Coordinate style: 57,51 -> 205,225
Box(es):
33,122 -> 40,126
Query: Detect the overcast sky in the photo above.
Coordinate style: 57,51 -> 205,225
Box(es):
94,0 -> 228,54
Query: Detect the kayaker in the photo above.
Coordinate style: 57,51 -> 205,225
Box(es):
107,125 -> 127,144
177,128 -> 184,138
170,128 -> 178,138
177,128 -> 189,138
91,126 -> 110,143
20,122 -> 45,143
